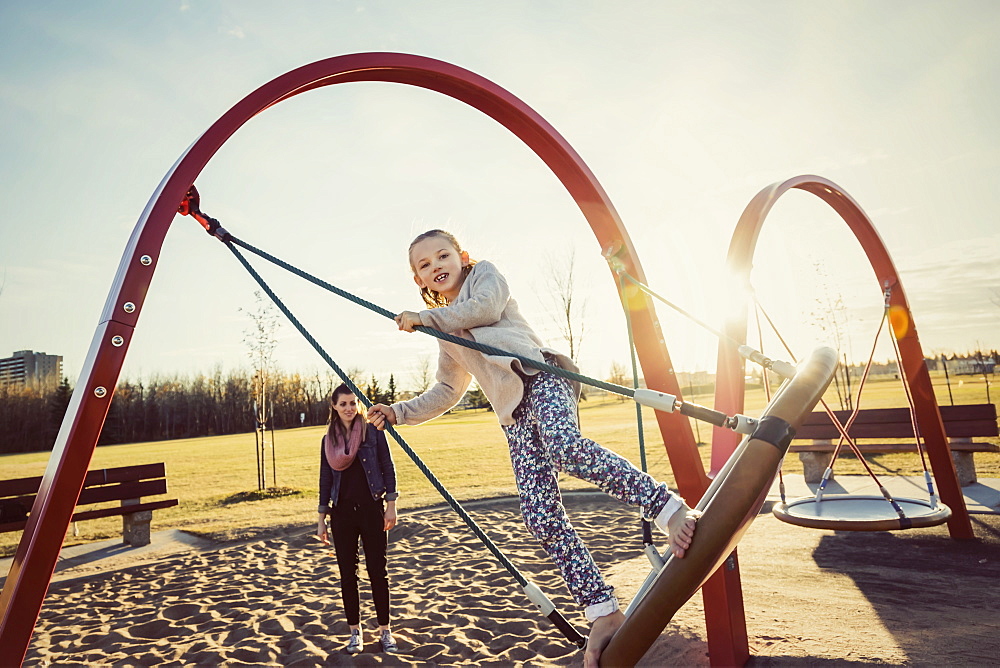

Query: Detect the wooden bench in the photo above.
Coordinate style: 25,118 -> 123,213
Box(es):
0,463 -> 178,547
788,403 -> 999,486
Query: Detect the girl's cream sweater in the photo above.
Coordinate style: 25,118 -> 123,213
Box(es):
390,261 -> 580,426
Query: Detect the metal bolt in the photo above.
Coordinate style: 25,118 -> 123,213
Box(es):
123,302 -> 136,313
94,386 -> 108,398
140,255 -> 152,266
111,335 -> 124,347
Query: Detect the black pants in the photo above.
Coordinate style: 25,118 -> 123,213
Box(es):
330,500 -> 390,626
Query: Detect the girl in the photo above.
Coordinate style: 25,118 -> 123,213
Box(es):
317,383 -> 400,655
368,230 -> 699,665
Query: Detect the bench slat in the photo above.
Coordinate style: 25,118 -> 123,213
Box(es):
81,463 -> 166,486
0,477 -> 44,498
76,479 -> 169,506
71,498 -> 179,522
3,479 -> 170,510
800,403 -> 997,425
0,498 -> 179,533
798,421 -> 998,439
0,463 -> 168,499
796,403 -> 998,440
789,441 -> 999,453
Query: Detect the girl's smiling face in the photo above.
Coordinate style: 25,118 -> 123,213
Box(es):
409,235 -> 470,302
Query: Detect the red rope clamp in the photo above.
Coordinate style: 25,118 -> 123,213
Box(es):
177,185 -> 230,242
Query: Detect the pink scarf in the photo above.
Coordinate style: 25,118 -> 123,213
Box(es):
324,417 -> 364,471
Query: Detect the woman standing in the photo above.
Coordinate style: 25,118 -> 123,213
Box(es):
317,383 -> 399,654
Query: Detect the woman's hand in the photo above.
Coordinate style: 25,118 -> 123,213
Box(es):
316,514 -> 330,545
368,404 -> 397,431
395,311 -> 423,332
383,501 -> 397,531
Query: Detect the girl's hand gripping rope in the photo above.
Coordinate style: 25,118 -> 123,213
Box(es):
395,311 -> 423,332
368,404 -> 397,431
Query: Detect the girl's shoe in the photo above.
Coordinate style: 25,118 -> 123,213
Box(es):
379,630 -> 399,653
346,629 -> 363,654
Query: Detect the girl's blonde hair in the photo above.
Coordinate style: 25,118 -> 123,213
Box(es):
408,229 -> 476,308
327,383 -> 368,441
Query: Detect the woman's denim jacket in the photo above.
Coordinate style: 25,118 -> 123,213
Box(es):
318,424 -> 398,512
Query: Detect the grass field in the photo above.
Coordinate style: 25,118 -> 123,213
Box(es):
1,371 -> 996,558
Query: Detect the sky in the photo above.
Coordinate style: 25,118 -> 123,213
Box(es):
1,1 -> 998,393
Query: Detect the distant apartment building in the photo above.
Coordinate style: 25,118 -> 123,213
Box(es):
0,350 -> 63,388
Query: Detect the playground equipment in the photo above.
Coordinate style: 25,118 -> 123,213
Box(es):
711,175 -> 974,540
0,51 -> 731,666
600,345 -> 838,666
0,54 -> 974,667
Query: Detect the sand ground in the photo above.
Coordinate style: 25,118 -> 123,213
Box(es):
13,493 -> 1000,666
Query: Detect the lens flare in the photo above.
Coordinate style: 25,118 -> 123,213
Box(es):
623,283 -> 648,312
888,305 -> 910,340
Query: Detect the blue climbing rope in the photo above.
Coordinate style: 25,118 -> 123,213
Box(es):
228,235 -> 636,399
223,240 -> 587,648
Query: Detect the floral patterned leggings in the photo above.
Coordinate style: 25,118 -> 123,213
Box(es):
501,366 -> 676,608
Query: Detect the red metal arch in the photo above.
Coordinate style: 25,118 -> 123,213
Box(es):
711,174 -> 973,539
1,53 -> 750,664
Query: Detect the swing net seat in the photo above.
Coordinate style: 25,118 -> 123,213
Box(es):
757,278 -> 955,534
772,494 -> 951,531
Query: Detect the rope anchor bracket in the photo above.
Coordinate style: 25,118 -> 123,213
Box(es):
632,389 -> 758,434
737,344 -> 796,380
177,185 -> 231,242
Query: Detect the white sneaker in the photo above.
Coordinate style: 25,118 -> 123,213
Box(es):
380,630 -> 399,653
346,629 -> 363,654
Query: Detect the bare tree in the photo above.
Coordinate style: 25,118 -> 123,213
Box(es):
340,366 -> 367,394
241,291 -> 280,490
541,250 -> 590,401
543,250 -> 588,364
975,343 -> 993,404
607,361 -> 629,402
411,355 -> 433,395
808,263 -> 852,410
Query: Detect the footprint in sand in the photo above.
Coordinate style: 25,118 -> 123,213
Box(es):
410,642 -> 449,660
226,645 -> 278,663
128,619 -> 177,640
161,602 -> 202,621
258,616 -> 296,636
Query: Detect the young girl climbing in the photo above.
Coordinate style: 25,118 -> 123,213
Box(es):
367,229 -> 699,665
